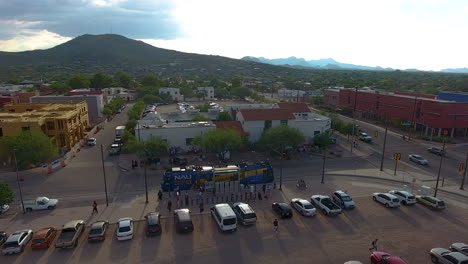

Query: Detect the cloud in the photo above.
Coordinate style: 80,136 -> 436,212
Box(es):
0,30 -> 71,51
0,0 -> 180,40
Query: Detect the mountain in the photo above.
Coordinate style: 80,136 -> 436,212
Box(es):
242,56 -> 394,71
441,68 -> 468,73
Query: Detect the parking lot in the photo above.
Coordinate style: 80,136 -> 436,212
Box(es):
2,178 -> 468,264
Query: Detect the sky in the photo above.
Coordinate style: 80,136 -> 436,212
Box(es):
0,0 -> 468,71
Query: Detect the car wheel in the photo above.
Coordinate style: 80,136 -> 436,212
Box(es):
372,196 -> 376,201
430,254 -> 439,263
26,208 -> 32,212
371,258 -> 377,264
385,203 -> 389,208
402,201 -> 407,205
47,206 -> 54,210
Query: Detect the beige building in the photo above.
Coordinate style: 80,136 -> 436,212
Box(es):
0,102 -> 89,150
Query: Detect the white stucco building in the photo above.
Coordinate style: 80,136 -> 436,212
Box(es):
194,87 -> 215,99
135,121 -> 216,150
159,87 -> 183,102
236,103 -> 330,143
102,87 -> 135,102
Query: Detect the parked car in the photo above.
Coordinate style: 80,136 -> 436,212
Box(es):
416,195 -> 446,210
31,227 -> 57,249
344,262 -> 363,264
428,147 -> 446,156
450,243 -> 468,257
370,251 -> 408,264
2,230 -> 33,255
389,190 -> 416,205
372,193 -> 400,208
430,248 -> 468,264
114,137 -> 123,146
332,190 -> 355,209
0,204 -> 9,214
232,203 -> 257,225
21,197 -> 58,212
88,221 -> 109,242
87,138 -> 97,146
290,198 -> 316,216
359,133 -> 373,143
174,209 -> 194,233
117,218 -> 134,241
55,220 -> 84,248
145,212 -> 162,236
311,195 -> 342,216
408,154 -> 428,165
272,202 -> 293,218
0,232 -> 7,247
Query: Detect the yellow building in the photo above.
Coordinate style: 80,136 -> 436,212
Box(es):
0,102 -> 90,150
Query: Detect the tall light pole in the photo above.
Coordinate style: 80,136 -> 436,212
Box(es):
143,149 -> 149,203
460,153 -> 468,190
408,96 -> 417,140
434,133 -> 447,197
13,149 -> 25,214
350,87 -> 358,153
321,147 -> 327,184
100,144 -> 109,206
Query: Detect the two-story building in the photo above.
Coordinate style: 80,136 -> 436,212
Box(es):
159,87 -> 183,102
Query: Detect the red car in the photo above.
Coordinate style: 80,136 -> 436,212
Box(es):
370,251 -> 408,264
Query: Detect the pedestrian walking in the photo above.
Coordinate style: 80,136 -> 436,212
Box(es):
134,160 -> 138,168
92,201 -> 98,215
167,200 -> 172,212
369,239 -> 378,252
273,218 -> 278,234
131,160 -> 135,169
185,192 -> 189,206
199,201 -> 204,213
158,189 -> 163,200
258,191 -> 262,200
262,184 -> 266,194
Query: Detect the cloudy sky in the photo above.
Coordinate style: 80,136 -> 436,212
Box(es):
0,0 -> 467,71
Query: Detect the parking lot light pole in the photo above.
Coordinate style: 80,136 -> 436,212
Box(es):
350,87 -> 358,153
100,145 -> 109,206
321,147 -> 326,184
380,126 -> 388,172
144,149 -> 149,203
460,153 -> 468,190
434,135 -> 447,197
13,149 -> 25,214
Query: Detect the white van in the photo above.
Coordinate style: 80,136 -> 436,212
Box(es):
211,203 -> 237,232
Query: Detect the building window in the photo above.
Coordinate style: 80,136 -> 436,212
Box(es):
264,120 -> 272,130
0,128 -> 3,137
314,131 -> 320,135
47,122 -> 55,130
22,127 -> 30,131
186,138 -> 194,145
280,120 -> 288,126
348,96 -> 351,104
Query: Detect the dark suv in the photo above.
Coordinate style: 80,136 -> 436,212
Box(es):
145,212 -> 161,236
427,147 -> 446,156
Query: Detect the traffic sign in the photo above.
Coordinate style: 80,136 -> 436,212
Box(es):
374,131 -> 379,137
443,129 -> 449,136
401,123 -> 411,126
393,153 -> 401,160
459,163 -> 465,172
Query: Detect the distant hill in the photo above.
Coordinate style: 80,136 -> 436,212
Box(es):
441,68 -> 468,73
242,56 -> 395,71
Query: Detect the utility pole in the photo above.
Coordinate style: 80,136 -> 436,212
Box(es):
350,87 -> 358,153
321,147 -> 326,184
144,149 -> 149,203
460,153 -> 468,190
408,96 -> 417,140
380,126 -> 388,171
434,134 -> 447,197
100,145 -> 109,206
279,167 -> 282,191
13,149 -> 25,214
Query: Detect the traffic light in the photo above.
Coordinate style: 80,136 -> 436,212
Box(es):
460,163 -> 465,172
393,153 -> 401,160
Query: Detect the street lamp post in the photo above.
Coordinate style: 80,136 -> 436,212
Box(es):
350,87 -> 358,153
100,145 -> 109,206
460,153 -> 468,190
434,134 -> 447,197
143,149 -> 150,203
380,125 -> 388,172
321,147 -> 327,184
12,149 -> 25,214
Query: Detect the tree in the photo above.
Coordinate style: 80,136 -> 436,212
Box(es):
195,103 -> 211,112
68,74 -> 89,89
115,72 -> 132,88
259,126 -> 305,154
192,115 -> 211,121
192,129 -> 243,154
311,96 -> 324,106
231,86 -> 251,99
216,112 -> 232,121
126,136 -> 168,162
140,75 -> 163,87
142,94 -> 159,104
1,131 -> 58,170
102,106 -> 113,119
313,133 -> 333,147
0,183 -> 13,207
90,73 -> 113,88
127,100 -> 145,120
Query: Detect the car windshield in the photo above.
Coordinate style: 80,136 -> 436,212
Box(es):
42,198 -> 49,203
223,218 -> 236,225
408,196 -> 415,199
148,224 -> 159,230
304,204 -> 314,209
437,201 -> 445,206
89,228 -> 102,235
342,196 -> 352,202
243,212 -> 256,219
3,241 -> 18,248
392,199 -> 399,202
119,226 -> 131,233
414,156 -> 424,160
32,238 -> 45,244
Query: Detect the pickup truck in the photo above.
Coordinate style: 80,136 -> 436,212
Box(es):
311,195 -> 342,216
55,220 -> 84,248
21,197 -> 58,212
